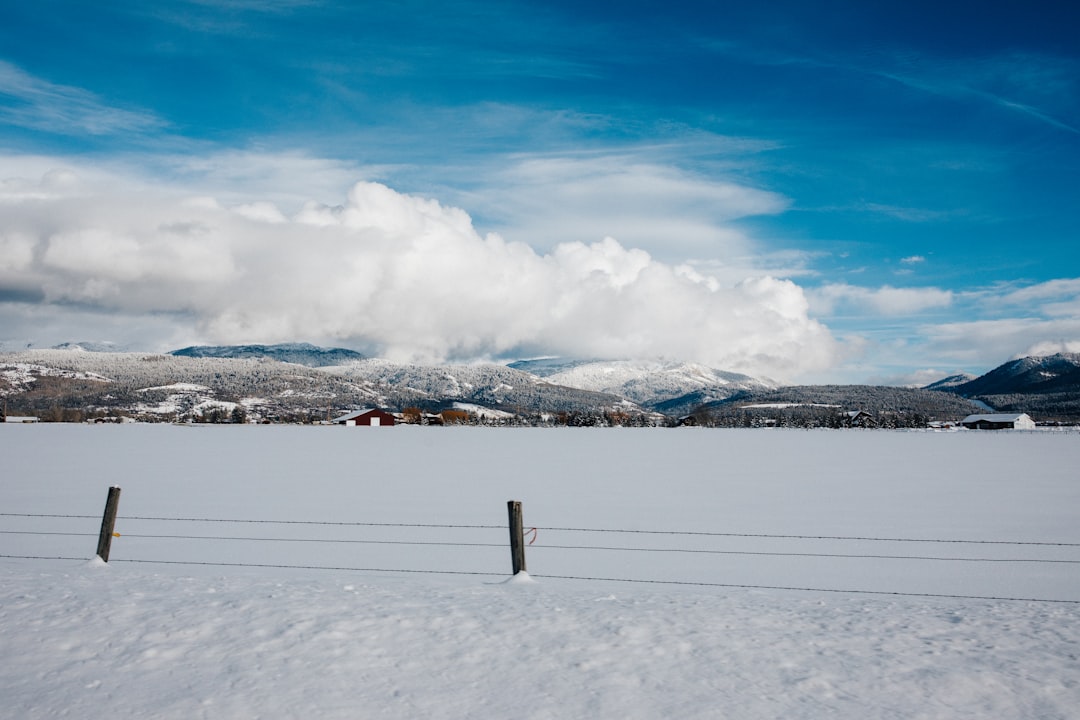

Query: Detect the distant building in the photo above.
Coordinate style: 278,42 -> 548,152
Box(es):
928,421 -> 959,431
3,416 -> 39,424
331,409 -> 397,427
960,413 -> 1036,430
841,410 -> 875,428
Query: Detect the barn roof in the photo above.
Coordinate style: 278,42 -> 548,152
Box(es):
331,408 -> 384,423
961,413 -> 1030,423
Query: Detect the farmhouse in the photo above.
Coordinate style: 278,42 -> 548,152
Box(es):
331,409 -> 397,427
841,410 -> 875,428
3,416 -> 39,424
960,413 -> 1036,430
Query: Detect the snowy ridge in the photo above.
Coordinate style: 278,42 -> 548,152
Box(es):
0,362 -> 111,396
951,352 -> 1080,396
326,358 -> 635,414
50,341 -> 129,353
514,358 -> 774,412
171,342 -> 366,367
922,373 -> 977,391
933,353 -> 1080,422
0,350 -> 385,422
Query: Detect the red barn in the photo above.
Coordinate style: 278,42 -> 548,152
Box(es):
332,409 -> 397,426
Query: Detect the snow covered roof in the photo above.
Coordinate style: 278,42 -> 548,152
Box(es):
331,408 -> 398,423
330,408 -> 377,423
961,413 -> 1031,423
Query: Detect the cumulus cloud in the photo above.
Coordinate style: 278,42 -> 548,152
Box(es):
810,283 -> 954,316
0,162 -> 838,380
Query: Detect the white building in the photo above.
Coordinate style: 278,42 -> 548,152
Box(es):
960,413 -> 1036,430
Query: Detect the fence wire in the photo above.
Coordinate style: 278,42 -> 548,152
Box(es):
5,512 -> 1077,546
4,509 -> 1079,604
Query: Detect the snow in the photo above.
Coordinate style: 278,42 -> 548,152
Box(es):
744,402 -> 841,409
2,426 -> 1079,719
540,359 -> 771,406
0,361 -> 111,395
452,402 -> 515,420
137,382 -> 212,393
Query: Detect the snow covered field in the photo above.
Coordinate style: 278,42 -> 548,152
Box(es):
2,425 -> 1079,718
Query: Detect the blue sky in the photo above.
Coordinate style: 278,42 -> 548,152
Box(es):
1,0 -> 1078,383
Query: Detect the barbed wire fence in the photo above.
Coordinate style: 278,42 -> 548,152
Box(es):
2,491 -> 1079,604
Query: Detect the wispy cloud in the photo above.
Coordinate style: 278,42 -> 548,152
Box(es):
705,40 -> 1080,134
921,317 -> 1080,367
137,0 -> 325,36
984,278 -> 1080,308
0,61 -> 165,137
810,283 -> 953,317
462,151 -> 788,264
860,203 -> 956,222
872,278 -> 1080,371
867,51 -> 1080,134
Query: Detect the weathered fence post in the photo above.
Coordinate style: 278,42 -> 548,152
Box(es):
507,500 -> 526,575
96,486 -> 122,562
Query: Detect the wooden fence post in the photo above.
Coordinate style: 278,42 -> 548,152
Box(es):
96,486 -> 122,562
507,500 -> 526,575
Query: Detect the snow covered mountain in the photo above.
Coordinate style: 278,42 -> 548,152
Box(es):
949,352 -> 1080,397
17,344 -> 1079,424
509,358 -> 775,415
171,343 -> 365,367
0,349 -> 646,422
326,359 -> 637,415
932,353 -> 1080,423
0,349 -> 385,423
50,341 -> 131,353
921,373 -> 977,391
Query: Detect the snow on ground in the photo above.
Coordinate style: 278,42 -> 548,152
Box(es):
0,362 -> 112,392
138,382 -> 212,392
743,402 -> 841,409
3,562 -> 1076,720
2,425 -> 1079,719
452,402 -> 516,420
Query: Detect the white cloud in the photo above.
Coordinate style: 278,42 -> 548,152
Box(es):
810,283 -> 953,316
232,202 -> 288,224
985,277 -> 1080,311
811,276 -> 1080,382
0,233 -> 35,272
900,255 -> 926,264
949,279 -> 1080,338
464,154 -> 789,263
1019,340 -> 1080,358
865,368 -> 965,388
0,161 -> 838,380
921,317 -> 1080,367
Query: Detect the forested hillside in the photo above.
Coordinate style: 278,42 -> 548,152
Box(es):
935,353 -> 1080,423
690,385 -> 980,428
0,351 -> 383,422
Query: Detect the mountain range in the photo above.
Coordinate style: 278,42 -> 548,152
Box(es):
943,353 -> 1080,396
2,344 -> 1078,425
930,352 -> 1080,422
171,343 -> 366,367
